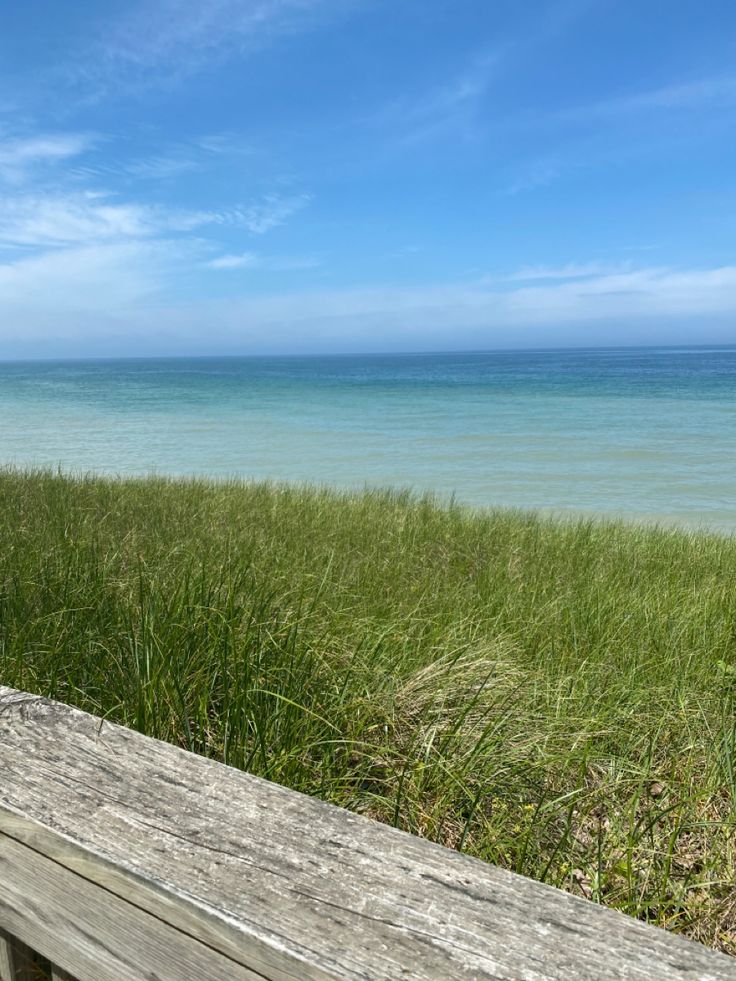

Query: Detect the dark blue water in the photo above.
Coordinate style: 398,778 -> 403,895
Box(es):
0,347 -> 734,528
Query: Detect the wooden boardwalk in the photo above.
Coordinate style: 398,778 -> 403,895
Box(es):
1,686 -> 735,980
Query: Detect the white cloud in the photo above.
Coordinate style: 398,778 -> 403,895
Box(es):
230,193 -> 313,235
505,157 -> 566,195
73,0 -> 347,97
72,135 -> 253,183
0,193 -> 152,247
0,133 -> 95,183
107,0 -> 325,64
164,263 -> 736,336
207,251 -> 320,270
504,74 -> 736,195
0,188 -> 311,250
193,133 -> 254,156
375,52 -> 500,148
0,191 -> 219,248
498,265 -> 736,320
403,56 -> 496,121
562,75 -> 736,123
2,254 -> 735,354
121,154 -> 202,180
0,240 -> 185,343
384,245 -> 423,260
504,261 -> 634,282
207,252 -> 260,270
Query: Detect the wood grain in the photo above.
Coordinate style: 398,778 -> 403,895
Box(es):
50,969 -> 76,981
1,687 -> 734,981
0,932 -> 14,981
0,833 -> 256,981
0,930 -> 38,981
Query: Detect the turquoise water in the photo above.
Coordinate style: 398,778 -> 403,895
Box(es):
0,347 -> 734,529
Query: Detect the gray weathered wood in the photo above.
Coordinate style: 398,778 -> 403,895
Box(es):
51,969 -> 76,981
0,930 -> 37,981
0,687 -> 734,981
0,833 -> 257,981
0,933 -> 14,981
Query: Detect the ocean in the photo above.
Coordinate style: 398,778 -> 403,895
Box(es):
0,347 -> 734,530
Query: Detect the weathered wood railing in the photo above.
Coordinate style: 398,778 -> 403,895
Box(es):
1,688 -> 735,981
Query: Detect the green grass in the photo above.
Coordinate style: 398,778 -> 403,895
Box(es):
1,468 -> 735,952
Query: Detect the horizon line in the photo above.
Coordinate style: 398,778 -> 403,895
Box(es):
1,342 -> 735,366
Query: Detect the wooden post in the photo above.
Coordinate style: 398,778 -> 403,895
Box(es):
51,969 -> 76,981
0,931 -> 37,981
0,934 -> 12,981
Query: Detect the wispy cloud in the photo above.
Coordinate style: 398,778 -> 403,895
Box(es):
192,133 -> 254,155
0,133 -> 95,183
504,73 -> 736,194
404,55 -> 496,119
228,193 -> 313,234
3,254 -> 735,353
504,156 -> 568,195
0,193 -> 152,248
121,154 -> 202,180
384,245 -> 423,260
498,264 -> 720,316
68,133 -> 254,184
376,52 -> 500,147
70,0 -> 348,98
207,252 -> 261,270
107,0 -> 331,66
374,1 -> 600,152
504,261 -> 635,282
0,187 -> 312,250
72,154 -> 203,183
207,251 -> 320,270
0,191 -> 217,249
0,240 -> 185,328
125,263 -> 736,353
558,75 -> 736,124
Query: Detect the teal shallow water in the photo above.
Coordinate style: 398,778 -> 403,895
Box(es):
0,347 -> 734,529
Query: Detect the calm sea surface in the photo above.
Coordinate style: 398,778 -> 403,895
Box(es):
0,348 -> 734,530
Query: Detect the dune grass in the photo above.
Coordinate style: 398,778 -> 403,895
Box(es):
0,468 -> 735,952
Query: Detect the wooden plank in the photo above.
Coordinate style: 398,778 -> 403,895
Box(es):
0,932 -> 14,981
0,930 -> 37,981
0,833 -> 256,981
50,969 -> 76,981
0,687 -> 734,981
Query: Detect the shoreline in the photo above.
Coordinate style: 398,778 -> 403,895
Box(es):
2,462 -> 733,537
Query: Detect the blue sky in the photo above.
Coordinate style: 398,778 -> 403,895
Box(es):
0,0 -> 735,357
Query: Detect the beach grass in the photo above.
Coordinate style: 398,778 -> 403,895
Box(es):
1,468 -> 734,952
